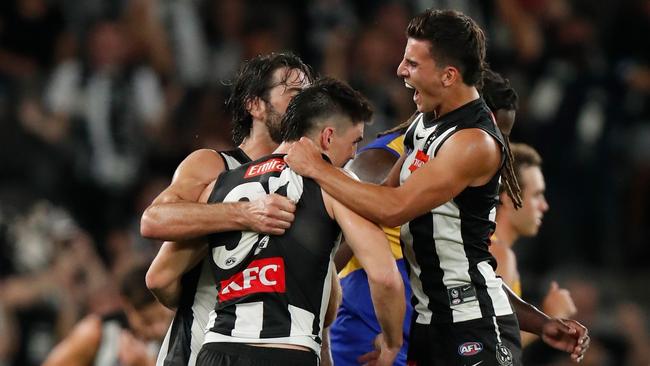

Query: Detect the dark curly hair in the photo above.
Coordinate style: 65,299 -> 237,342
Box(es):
482,69 -> 519,114
481,68 -> 523,209
226,53 -> 314,145
407,9 -> 487,86
281,77 -> 373,142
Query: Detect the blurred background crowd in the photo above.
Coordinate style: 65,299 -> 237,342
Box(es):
0,0 -> 648,365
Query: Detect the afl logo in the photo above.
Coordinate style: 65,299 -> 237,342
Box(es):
458,342 -> 483,356
225,257 -> 237,266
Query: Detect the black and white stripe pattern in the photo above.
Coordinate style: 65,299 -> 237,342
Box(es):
400,100 -> 513,325
203,154 -> 340,355
156,149 -> 250,366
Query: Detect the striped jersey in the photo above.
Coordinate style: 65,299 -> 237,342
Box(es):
95,312 -> 159,366
203,154 -> 341,355
400,99 -> 514,325
156,148 -> 250,366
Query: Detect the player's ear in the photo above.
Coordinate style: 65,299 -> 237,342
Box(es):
246,97 -> 266,120
319,127 -> 335,151
442,66 -> 459,87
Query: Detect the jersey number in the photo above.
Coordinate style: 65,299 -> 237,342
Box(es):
212,170 -> 303,269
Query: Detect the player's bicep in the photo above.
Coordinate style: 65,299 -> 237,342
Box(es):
329,197 -> 393,271
397,130 -> 501,218
153,149 -> 226,204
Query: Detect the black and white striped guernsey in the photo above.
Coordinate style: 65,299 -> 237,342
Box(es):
203,153 -> 341,355
156,148 -> 251,366
400,98 -> 514,325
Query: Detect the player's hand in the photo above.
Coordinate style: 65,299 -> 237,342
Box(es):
244,193 -> 296,235
357,333 -> 400,366
118,330 -> 153,366
284,137 -> 327,178
542,281 -> 577,319
541,318 -> 590,363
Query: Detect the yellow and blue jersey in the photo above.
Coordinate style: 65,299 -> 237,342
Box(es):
330,131 -> 413,366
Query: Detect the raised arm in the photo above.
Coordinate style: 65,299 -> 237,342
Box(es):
140,149 -> 296,241
325,191 -> 405,365
286,129 -> 501,227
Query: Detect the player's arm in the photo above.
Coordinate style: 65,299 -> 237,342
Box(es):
504,285 -> 590,362
140,149 -> 295,241
42,315 -> 102,366
489,243 -> 518,288
323,265 -> 342,327
286,129 -> 500,227
145,240 -> 208,308
321,266 -> 341,366
324,191 -> 404,361
333,148 -> 402,271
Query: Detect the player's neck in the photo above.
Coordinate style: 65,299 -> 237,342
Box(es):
495,215 -> 518,248
435,84 -> 480,118
239,124 -> 279,160
273,142 -> 292,155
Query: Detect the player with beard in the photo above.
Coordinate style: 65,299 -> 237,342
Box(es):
196,77 -> 404,366
141,53 -> 316,366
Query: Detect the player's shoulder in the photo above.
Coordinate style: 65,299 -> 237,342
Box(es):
183,149 -> 224,165
174,149 -> 226,183
440,128 -> 501,162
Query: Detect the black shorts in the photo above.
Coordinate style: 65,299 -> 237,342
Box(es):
196,342 -> 318,366
407,314 -> 522,366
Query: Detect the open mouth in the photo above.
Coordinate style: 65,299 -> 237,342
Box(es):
405,82 -> 420,102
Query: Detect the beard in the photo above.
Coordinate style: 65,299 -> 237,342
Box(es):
264,105 -> 284,144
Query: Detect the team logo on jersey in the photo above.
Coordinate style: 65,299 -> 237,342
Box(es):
219,257 -> 286,302
495,343 -> 513,366
458,342 -> 483,356
244,158 -> 286,178
253,235 -> 270,255
408,150 -> 429,172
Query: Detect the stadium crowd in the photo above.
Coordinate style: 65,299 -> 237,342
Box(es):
0,0 -> 648,365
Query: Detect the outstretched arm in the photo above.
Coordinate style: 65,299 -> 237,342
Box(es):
285,130 -> 501,227
504,285 -> 589,362
326,191 -> 404,365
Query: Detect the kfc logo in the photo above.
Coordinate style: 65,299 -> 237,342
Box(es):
219,257 -> 286,301
408,150 -> 429,172
244,158 -> 286,178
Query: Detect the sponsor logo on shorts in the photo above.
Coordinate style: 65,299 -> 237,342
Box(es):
496,343 -> 513,366
244,158 -> 285,178
458,342 -> 483,356
218,257 -> 285,301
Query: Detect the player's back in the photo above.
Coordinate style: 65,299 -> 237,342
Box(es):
204,154 -> 341,354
